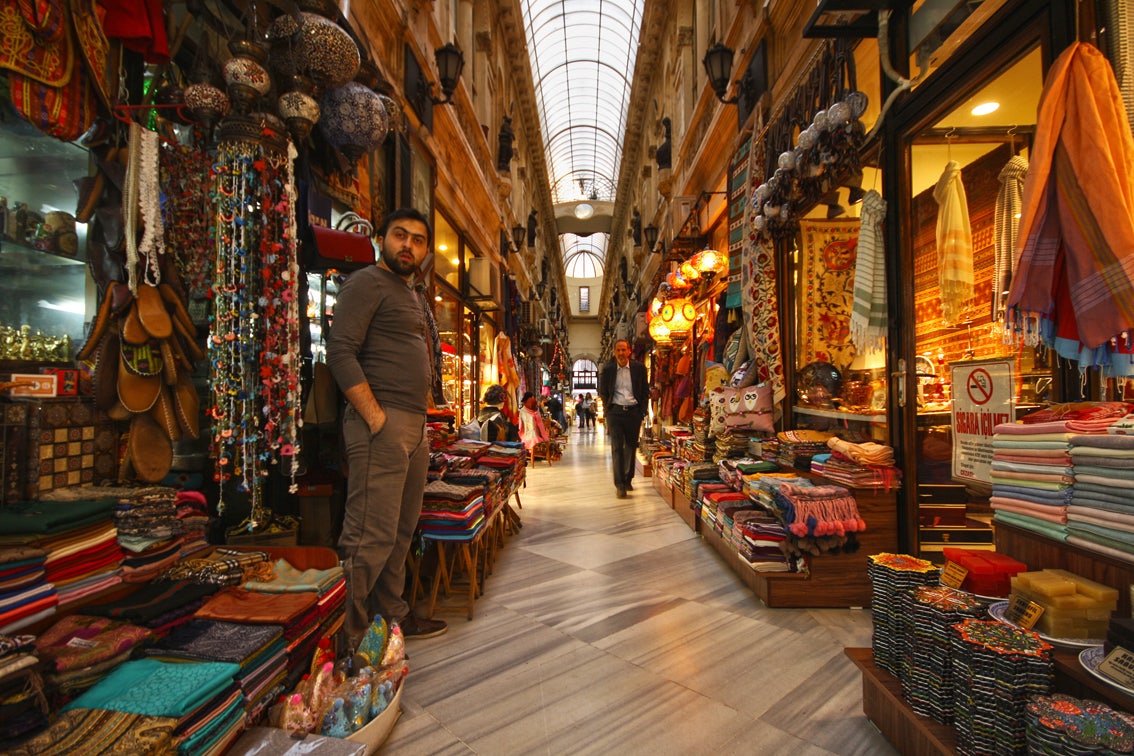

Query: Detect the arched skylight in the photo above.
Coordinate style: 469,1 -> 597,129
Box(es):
521,0 -> 643,205
562,233 -> 607,277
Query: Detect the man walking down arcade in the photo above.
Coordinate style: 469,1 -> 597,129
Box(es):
598,339 -> 649,499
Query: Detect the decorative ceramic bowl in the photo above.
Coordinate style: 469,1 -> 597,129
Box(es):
184,82 -> 231,128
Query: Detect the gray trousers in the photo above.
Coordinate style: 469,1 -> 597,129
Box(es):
338,404 -> 428,645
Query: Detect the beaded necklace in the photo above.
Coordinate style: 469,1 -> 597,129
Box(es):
209,137 -> 302,519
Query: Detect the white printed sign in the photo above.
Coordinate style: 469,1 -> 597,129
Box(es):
951,359 -> 1014,484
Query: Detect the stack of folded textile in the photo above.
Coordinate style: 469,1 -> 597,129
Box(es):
419,481 -> 486,540
114,489 -> 183,583
34,614 -> 152,699
0,547 -> 55,634
194,587 -> 320,693
810,436 -> 901,490
731,510 -> 793,571
82,578 -> 223,637
1066,433 -> 1134,563
0,632 -> 47,742
699,490 -> 749,535
174,490 -> 212,556
774,430 -> 832,471
990,421 -> 1077,541
145,620 -> 287,721
61,658 -> 245,755
0,499 -> 125,622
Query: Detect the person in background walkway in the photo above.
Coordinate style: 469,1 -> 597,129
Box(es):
327,208 -> 447,647
545,393 -> 565,431
478,384 -> 520,442
519,391 -> 550,460
598,339 -> 648,499
577,394 -> 590,429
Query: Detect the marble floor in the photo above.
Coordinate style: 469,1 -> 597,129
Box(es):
382,427 -> 897,755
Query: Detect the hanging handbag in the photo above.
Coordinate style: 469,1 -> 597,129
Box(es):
304,212 -> 375,273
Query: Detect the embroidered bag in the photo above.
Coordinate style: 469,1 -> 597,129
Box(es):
305,213 -> 375,273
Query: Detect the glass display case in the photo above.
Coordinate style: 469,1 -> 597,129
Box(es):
0,119 -> 93,354
305,272 -> 344,363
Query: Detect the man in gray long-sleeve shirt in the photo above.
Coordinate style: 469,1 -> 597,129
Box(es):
327,207 -> 447,646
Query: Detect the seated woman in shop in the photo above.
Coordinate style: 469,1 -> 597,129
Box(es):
478,385 -> 520,442
519,391 -> 550,452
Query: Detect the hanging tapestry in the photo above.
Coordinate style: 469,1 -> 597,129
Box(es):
740,129 -> 786,405
798,219 -> 860,372
727,135 -> 750,308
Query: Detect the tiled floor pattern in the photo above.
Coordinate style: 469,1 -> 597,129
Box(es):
382,428 -> 896,755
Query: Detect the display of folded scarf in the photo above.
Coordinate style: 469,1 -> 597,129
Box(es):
82,579 -> 222,629
1025,693 -> 1134,754
0,580 -> 58,635
771,483 -> 866,538
744,473 -> 812,509
711,428 -> 754,460
774,429 -> 833,471
117,537 -> 186,584
1015,401 -> 1134,429
808,453 -> 902,490
0,499 -> 119,539
3,706 -> 178,755
699,490 -> 748,535
160,548 -> 270,587
0,547 -> 57,633
418,492 -> 487,541
731,510 -> 794,571
950,619 -> 1053,756
900,585 -> 985,724
60,657 -> 245,755
242,559 -> 344,596
867,553 -> 940,676
0,650 -> 49,743
34,614 -> 151,700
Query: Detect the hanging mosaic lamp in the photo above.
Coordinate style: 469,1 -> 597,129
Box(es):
296,13 -> 360,91
679,259 -> 701,282
319,81 -> 389,161
648,295 -> 663,320
183,81 -> 230,131
648,317 -> 672,344
278,76 -> 321,144
661,297 -> 696,337
223,40 -> 271,114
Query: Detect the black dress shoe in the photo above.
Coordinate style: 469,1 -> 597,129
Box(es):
616,488 -> 627,499
625,482 -> 634,491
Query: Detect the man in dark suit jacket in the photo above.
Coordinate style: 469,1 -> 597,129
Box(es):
598,339 -> 649,499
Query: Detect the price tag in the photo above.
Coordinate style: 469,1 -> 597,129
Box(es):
1004,594 -> 1044,630
940,561 -> 969,589
1099,647 -> 1134,688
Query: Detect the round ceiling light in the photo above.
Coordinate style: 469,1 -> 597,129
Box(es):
574,203 -> 594,220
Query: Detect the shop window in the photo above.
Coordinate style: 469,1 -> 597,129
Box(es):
908,0 -> 1010,82
433,213 -> 460,289
0,120 -> 92,356
907,45 -> 1049,503
572,359 -> 597,390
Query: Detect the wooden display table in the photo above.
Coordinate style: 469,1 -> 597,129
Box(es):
673,487 -> 699,532
845,647 -> 956,756
652,474 -> 674,509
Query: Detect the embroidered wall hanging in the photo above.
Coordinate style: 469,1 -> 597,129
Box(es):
797,219 -> 860,372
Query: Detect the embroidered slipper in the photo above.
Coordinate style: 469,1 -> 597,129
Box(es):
128,413 -> 172,483
118,340 -> 163,377
135,284 -> 172,339
120,301 -> 148,345
117,344 -> 161,413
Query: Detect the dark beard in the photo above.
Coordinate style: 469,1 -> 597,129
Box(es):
381,246 -> 418,276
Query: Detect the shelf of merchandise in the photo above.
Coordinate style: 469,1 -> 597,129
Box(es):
672,486 -> 699,532
793,406 -> 886,423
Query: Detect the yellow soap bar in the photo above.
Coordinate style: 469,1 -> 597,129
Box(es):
1046,569 -> 1119,602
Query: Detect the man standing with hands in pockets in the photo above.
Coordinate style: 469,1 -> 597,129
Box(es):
328,208 -> 447,649
598,339 -> 649,499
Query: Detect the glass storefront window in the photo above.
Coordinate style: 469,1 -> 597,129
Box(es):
432,213 -> 460,289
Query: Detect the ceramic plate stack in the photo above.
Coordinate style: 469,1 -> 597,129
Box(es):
951,619 -> 1053,755
867,553 -> 940,677
1025,693 -> 1134,754
902,585 -> 985,723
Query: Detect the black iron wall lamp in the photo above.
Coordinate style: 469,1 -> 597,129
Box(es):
643,224 -> 659,252
512,223 -> 527,251
702,40 -> 767,128
422,43 -> 465,105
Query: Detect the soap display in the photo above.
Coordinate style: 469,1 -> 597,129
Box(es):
1009,569 -> 1118,639
941,547 -> 1027,597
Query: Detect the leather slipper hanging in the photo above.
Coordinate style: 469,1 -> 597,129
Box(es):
77,281 -> 119,362
117,344 -> 161,413
135,284 -> 172,339
120,301 -> 148,345
128,413 -> 172,483
150,385 -> 181,442
93,330 -> 120,411
173,370 -> 200,439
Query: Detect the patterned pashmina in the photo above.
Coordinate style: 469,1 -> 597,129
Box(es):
933,160 -> 974,324
992,155 -> 1028,321
1006,42 -> 1134,358
849,190 -> 888,352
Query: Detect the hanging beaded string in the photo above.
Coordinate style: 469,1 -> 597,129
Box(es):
209,136 -> 302,518
124,122 -> 143,294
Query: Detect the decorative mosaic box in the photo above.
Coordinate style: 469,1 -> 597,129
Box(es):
22,399 -> 117,498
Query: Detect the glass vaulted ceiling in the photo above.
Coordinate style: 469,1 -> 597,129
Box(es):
521,0 -> 643,208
